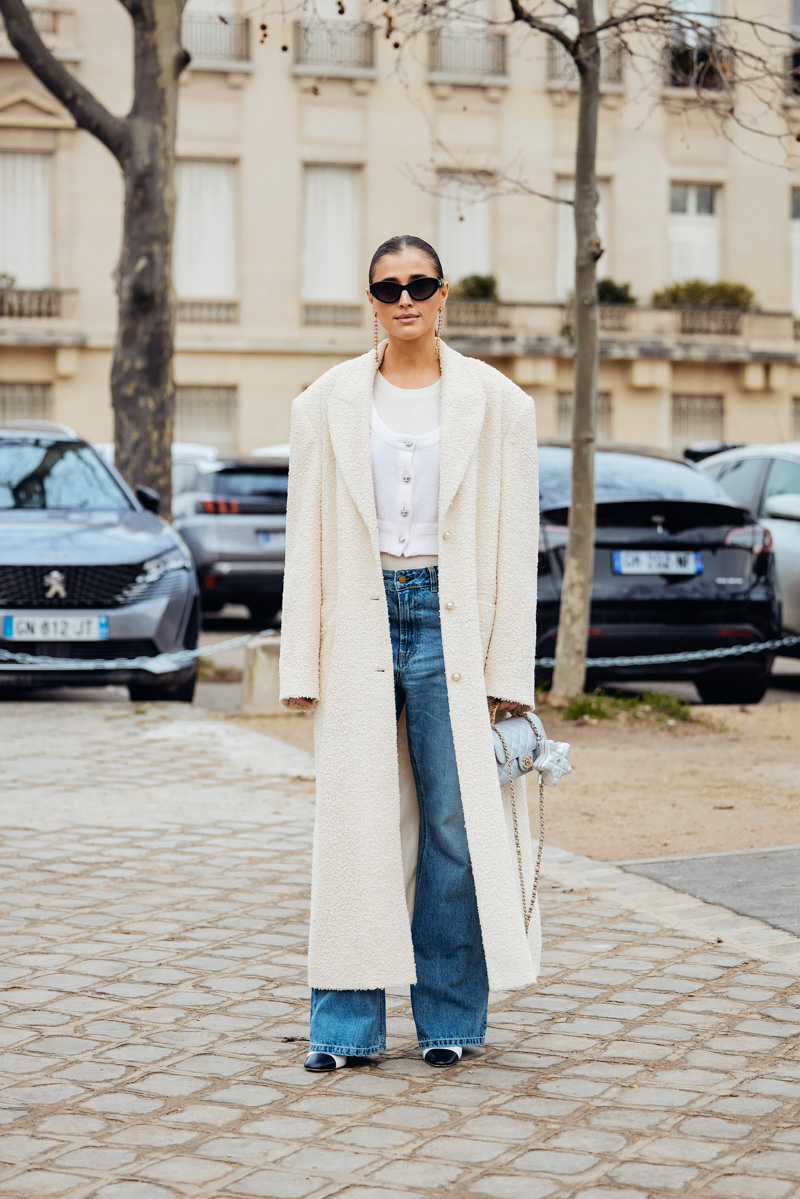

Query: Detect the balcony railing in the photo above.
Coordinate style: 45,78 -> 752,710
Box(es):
0,5 -> 77,54
429,29 -> 506,78
445,300 -> 511,329
547,38 -> 624,86
294,21 -> 375,71
0,288 -> 70,318
177,299 -> 238,323
182,13 -> 250,63
303,303 -> 363,326
443,301 -> 794,361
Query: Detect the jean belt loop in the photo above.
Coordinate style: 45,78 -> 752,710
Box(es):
430,565 -> 438,594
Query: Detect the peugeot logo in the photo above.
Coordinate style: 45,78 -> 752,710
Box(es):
43,569 -> 67,600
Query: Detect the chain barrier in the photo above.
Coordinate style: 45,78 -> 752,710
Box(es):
0,630 -> 797,676
0,630 -> 278,675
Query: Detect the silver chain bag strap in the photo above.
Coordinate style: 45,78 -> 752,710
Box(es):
489,705 -> 572,934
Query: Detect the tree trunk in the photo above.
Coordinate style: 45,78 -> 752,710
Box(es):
549,0 -> 601,706
112,2 -> 185,519
0,0 -> 186,520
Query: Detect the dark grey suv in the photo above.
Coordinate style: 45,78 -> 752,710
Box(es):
0,420 -> 200,701
172,456 -> 288,625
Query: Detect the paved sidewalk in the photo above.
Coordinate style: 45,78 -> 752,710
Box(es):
1,702 -> 799,1199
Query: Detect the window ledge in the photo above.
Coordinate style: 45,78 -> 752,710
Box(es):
546,79 -> 624,94
291,63 -> 377,80
660,85 -> 732,105
185,59 -> 253,73
427,70 -> 509,88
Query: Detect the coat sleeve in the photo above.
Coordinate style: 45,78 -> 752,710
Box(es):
279,403 -> 323,709
483,400 -> 539,708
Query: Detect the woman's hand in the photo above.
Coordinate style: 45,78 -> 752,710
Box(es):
489,698 -> 530,716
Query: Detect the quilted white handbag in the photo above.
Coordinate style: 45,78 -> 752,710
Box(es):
489,707 -> 572,933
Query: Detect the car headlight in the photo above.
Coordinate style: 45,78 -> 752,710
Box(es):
138,548 -> 190,583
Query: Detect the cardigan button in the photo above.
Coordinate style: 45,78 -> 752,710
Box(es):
451,671 -> 461,682
445,600 -> 454,610
403,475 -> 411,482
398,536 -> 405,543
404,439 -> 413,447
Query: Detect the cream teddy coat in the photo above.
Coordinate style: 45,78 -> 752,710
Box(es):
279,339 -> 541,992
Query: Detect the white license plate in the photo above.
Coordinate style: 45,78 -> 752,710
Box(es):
2,615 -> 109,641
258,532 -> 286,549
612,550 -> 703,576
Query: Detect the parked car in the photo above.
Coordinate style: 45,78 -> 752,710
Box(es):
171,455 -> 289,624
0,420 -> 200,701
698,442 -> 800,640
94,441 -> 219,501
537,444 -> 781,704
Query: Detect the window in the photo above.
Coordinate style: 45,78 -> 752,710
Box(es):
175,386 -> 238,453
671,393 -> 723,450
182,0 -> 249,62
437,172 -> 491,286
0,152 -> 51,289
429,0 -> 505,78
0,440 -> 130,511
791,191 -> 800,314
669,183 -> 720,283
302,165 -> 361,303
555,178 -> 609,302
760,456 -> 800,516
0,383 -> 52,424
174,161 -> 236,299
712,456 -> 767,515
668,0 -> 728,89
557,392 -> 611,442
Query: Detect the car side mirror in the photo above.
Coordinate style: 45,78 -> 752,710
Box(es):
136,485 -> 161,514
763,493 -> 800,522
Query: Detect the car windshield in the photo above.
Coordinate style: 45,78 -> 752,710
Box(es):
539,446 -> 737,511
0,439 -> 132,511
210,468 -> 289,499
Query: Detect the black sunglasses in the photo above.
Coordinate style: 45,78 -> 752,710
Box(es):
369,276 -> 444,305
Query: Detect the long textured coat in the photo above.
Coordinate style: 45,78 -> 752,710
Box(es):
279,340 -> 541,992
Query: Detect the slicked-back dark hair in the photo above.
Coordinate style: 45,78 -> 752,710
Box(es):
369,235 -> 444,284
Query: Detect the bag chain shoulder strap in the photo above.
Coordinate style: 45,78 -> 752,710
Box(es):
491,709 -> 545,936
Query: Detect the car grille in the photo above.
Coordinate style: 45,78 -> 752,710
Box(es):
0,564 -> 182,609
0,640 -> 158,660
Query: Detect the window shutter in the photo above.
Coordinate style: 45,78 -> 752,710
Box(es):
437,173 -> 491,284
302,166 -> 361,302
174,161 -> 237,299
0,152 -> 51,289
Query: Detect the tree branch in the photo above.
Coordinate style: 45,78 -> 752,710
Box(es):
507,0 -> 575,52
0,0 -> 131,161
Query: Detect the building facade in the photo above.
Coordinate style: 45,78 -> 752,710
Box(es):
2,0 -> 800,459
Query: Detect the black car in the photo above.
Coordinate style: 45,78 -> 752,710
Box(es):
537,445 -> 781,704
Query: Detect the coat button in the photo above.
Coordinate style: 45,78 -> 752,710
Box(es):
445,600 -> 454,609
451,671 -> 461,681
442,530 -> 451,540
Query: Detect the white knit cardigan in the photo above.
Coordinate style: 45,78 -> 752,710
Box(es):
279,340 -> 541,992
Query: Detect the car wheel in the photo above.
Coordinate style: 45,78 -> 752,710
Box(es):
249,598 -> 282,626
695,671 -> 771,705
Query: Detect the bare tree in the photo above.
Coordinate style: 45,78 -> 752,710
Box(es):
393,0 -> 795,702
0,0 -> 190,516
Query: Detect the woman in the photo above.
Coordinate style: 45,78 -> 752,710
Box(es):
280,234 -> 541,1071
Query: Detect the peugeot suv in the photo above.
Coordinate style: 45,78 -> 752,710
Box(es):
0,420 -> 200,701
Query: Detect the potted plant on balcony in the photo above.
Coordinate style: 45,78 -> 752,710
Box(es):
652,280 -> 756,335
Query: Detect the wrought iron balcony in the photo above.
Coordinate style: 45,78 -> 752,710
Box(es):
294,21 -> 375,72
0,6 -> 78,57
303,303 -> 363,327
547,38 -> 624,86
428,29 -> 506,79
0,288 -> 71,319
182,13 -> 250,63
177,300 -> 239,324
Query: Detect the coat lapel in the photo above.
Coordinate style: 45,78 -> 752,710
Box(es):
326,341 -> 487,548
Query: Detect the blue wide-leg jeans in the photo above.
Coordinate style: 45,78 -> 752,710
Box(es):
309,566 -> 490,1056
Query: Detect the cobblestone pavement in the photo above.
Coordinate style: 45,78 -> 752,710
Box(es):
1,702 -> 799,1199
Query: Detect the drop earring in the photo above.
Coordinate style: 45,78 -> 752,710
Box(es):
374,312 -> 379,362
435,308 -> 443,368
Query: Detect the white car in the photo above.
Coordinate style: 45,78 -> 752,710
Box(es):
699,442 -> 800,635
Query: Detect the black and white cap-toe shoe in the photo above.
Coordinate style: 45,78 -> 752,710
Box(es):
304,1052 -> 349,1071
423,1046 -> 463,1067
